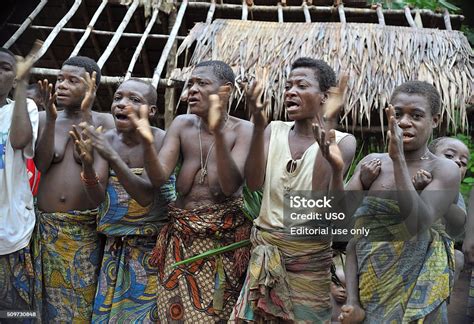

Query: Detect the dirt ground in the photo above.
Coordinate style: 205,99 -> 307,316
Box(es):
448,269 -> 474,324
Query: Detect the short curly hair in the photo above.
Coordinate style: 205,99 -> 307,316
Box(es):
195,60 -> 235,85
390,81 -> 441,115
290,57 -> 336,92
122,78 -> 157,105
62,56 -> 101,86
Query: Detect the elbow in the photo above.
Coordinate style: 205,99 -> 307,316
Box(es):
10,138 -> 29,150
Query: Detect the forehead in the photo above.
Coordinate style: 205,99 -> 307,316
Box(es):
190,66 -> 219,82
391,93 -> 430,114
0,52 -> 16,67
117,80 -> 149,95
59,64 -> 86,77
288,67 -> 319,83
437,139 -> 469,156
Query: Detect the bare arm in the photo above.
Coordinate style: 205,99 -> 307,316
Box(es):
244,81 -> 270,191
463,189 -> 474,265
81,124 -> 154,207
33,81 -> 57,172
10,80 -> 33,150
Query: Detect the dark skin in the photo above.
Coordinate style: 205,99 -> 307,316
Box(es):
140,66 -> 253,209
35,64 -> 115,212
245,67 -> 356,194
79,79 -> 164,207
317,93 -> 460,324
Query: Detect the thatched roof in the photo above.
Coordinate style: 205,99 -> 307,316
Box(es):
172,19 -> 473,131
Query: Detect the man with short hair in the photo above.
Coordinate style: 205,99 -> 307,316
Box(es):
0,46 -> 39,316
33,56 -> 114,322
138,60 -> 253,322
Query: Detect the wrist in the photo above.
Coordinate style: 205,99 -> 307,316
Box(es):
80,170 -> 100,187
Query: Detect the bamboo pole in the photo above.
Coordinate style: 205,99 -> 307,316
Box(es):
152,0 -> 188,88
98,0 -> 140,68
277,3 -> 284,23
404,6 -> 416,28
133,14 -> 152,77
242,0 -> 248,21
3,0 -> 48,48
302,2 -> 311,23
125,9 -> 159,79
183,2 -> 464,21
30,67 -> 176,87
443,9 -> 452,31
338,4 -> 346,24
70,0 -> 107,57
206,0 -> 216,24
7,23 -> 186,40
34,0 -> 83,62
376,4 -> 385,25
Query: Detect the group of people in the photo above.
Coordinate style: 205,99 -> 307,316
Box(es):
1,41 -> 473,324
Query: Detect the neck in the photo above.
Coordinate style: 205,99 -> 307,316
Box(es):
404,147 -> 430,161
119,130 -> 141,146
63,106 -> 84,118
292,119 -> 314,138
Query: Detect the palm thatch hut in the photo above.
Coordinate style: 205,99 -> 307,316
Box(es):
1,0 -> 472,135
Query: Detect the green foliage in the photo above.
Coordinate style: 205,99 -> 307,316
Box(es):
461,25 -> 474,47
455,134 -> 474,200
368,0 -> 461,13
242,185 -> 263,221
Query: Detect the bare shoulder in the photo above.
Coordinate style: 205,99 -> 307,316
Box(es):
93,111 -> 115,129
228,116 -> 253,133
432,156 -> 460,178
151,126 -> 166,141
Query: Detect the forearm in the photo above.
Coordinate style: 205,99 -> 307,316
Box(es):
345,239 -> 362,307
392,157 -> 435,234
215,134 -> 243,196
34,119 -> 56,172
109,155 -> 154,206
244,126 -> 265,191
443,203 -> 466,238
143,143 -> 170,188
10,81 -> 33,149
81,163 -> 106,206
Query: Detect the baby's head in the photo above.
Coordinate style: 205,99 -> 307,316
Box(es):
331,265 -> 347,304
428,137 -> 469,180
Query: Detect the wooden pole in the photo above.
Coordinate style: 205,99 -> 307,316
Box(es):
164,9 -> 178,129
404,6 -> 417,28
338,4 -> 346,24
70,0 -> 108,57
376,4 -> 385,25
242,0 -> 248,21
206,0 -> 216,24
7,23 -> 186,40
152,0 -> 188,88
277,3 -> 284,23
443,9 -> 452,31
34,0 -> 83,62
98,0 -> 140,68
302,2 -> 311,23
126,9 -> 159,79
3,0 -> 48,48
31,67 -> 176,87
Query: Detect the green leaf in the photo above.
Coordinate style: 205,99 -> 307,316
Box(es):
172,239 -> 251,267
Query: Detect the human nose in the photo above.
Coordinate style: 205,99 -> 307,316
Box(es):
397,114 -> 411,128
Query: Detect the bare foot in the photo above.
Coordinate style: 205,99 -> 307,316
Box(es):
338,304 -> 365,324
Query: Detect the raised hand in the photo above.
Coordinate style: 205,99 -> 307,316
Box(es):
38,79 -> 57,120
127,105 -> 154,144
208,85 -> 231,134
15,40 -> 43,81
412,168 -> 432,191
323,72 -> 349,122
246,80 -> 268,128
69,125 -> 94,166
80,71 -> 97,123
360,159 -> 381,190
78,122 -> 117,162
313,123 -> 344,173
386,105 -> 403,160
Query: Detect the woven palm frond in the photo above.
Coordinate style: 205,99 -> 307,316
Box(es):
173,19 -> 473,132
